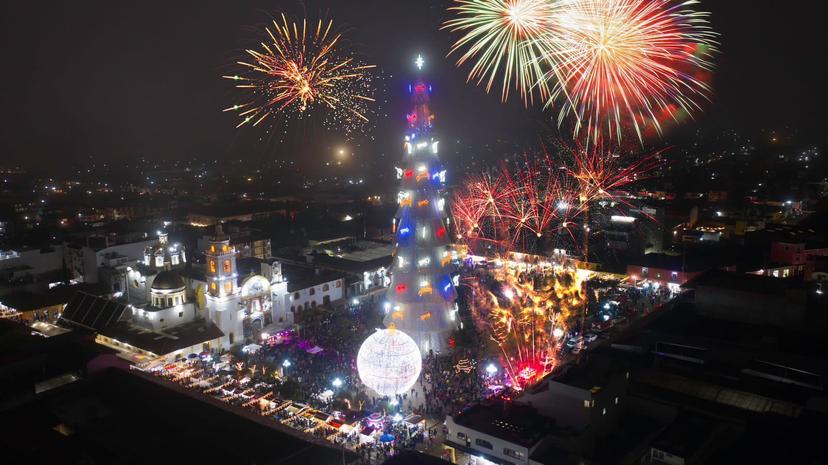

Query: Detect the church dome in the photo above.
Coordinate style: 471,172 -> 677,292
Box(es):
151,270 -> 185,291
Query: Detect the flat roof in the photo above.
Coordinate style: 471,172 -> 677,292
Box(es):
683,269 -> 803,294
652,413 -> 713,457
551,348 -> 630,390
0,284 -> 111,312
282,264 -> 343,293
452,399 -> 554,447
0,368 -> 358,465
98,319 -> 224,355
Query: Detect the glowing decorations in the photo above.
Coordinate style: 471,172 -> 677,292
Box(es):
454,358 -> 477,374
357,328 -> 423,397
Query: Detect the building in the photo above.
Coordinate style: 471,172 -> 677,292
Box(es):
279,263 -> 345,323
64,235 -> 156,284
0,367 -> 359,464
626,251 -> 737,290
0,282 -> 110,322
444,399 -> 555,465
186,201 -> 288,226
684,269 -> 810,328
197,223 -> 272,260
514,350 -> 630,434
0,245 -> 64,283
300,239 -> 392,298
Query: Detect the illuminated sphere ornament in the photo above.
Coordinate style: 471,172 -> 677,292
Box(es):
357,327 -> 422,397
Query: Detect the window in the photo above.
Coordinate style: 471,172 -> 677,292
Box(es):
179,311 -> 183,318
583,400 -> 591,408
210,245 -> 216,253
166,297 -> 172,307
223,259 -> 231,273
222,245 -> 228,252
323,295 -> 330,305
602,408 -> 607,415
210,282 -> 217,291
228,332 -> 234,344
290,306 -> 295,312
311,301 -> 317,308
336,280 -> 342,288
504,448 -> 525,459
224,281 -> 232,294
475,438 -> 493,450
615,397 -> 619,405
457,432 -> 467,440
309,287 -> 316,295
322,283 -> 330,291
293,292 -> 300,300
210,260 -> 216,273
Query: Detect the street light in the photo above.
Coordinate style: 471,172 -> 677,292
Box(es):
485,364 -> 498,376
282,359 -> 292,368
332,377 -> 343,388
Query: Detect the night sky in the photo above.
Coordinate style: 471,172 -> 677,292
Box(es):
1,0 -> 825,168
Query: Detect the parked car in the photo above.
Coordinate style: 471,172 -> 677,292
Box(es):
591,319 -> 614,332
566,335 -> 584,348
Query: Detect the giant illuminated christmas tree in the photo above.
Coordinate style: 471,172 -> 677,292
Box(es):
383,55 -> 458,355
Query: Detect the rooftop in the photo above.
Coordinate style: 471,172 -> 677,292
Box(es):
550,348 -> 631,391
0,367 -> 358,465
0,283 -> 111,312
282,264 -> 344,293
652,413 -> 714,458
683,269 -> 804,295
451,399 -> 554,447
98,319 -> 224,356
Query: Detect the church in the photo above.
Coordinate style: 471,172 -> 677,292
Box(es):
94,226 -> 344,364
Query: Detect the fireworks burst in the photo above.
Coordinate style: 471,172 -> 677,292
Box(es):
223,14 -> 378,136
542,0 -> 719,143
442,0 -> 562,105
443,0 -> 719,143
452,144 -> 662,251
467,257 -> 586,387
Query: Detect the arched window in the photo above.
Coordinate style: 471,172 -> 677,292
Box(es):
293,292 -> 300,300
309,287 -> 316,295
223,260 -> 231,273
290,306 -> 295,312
224,281 -> 232,294
210,282 -> 217,291
210,260 -> 216,273
322,283 -> 330,291
311,301 -> 317,308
